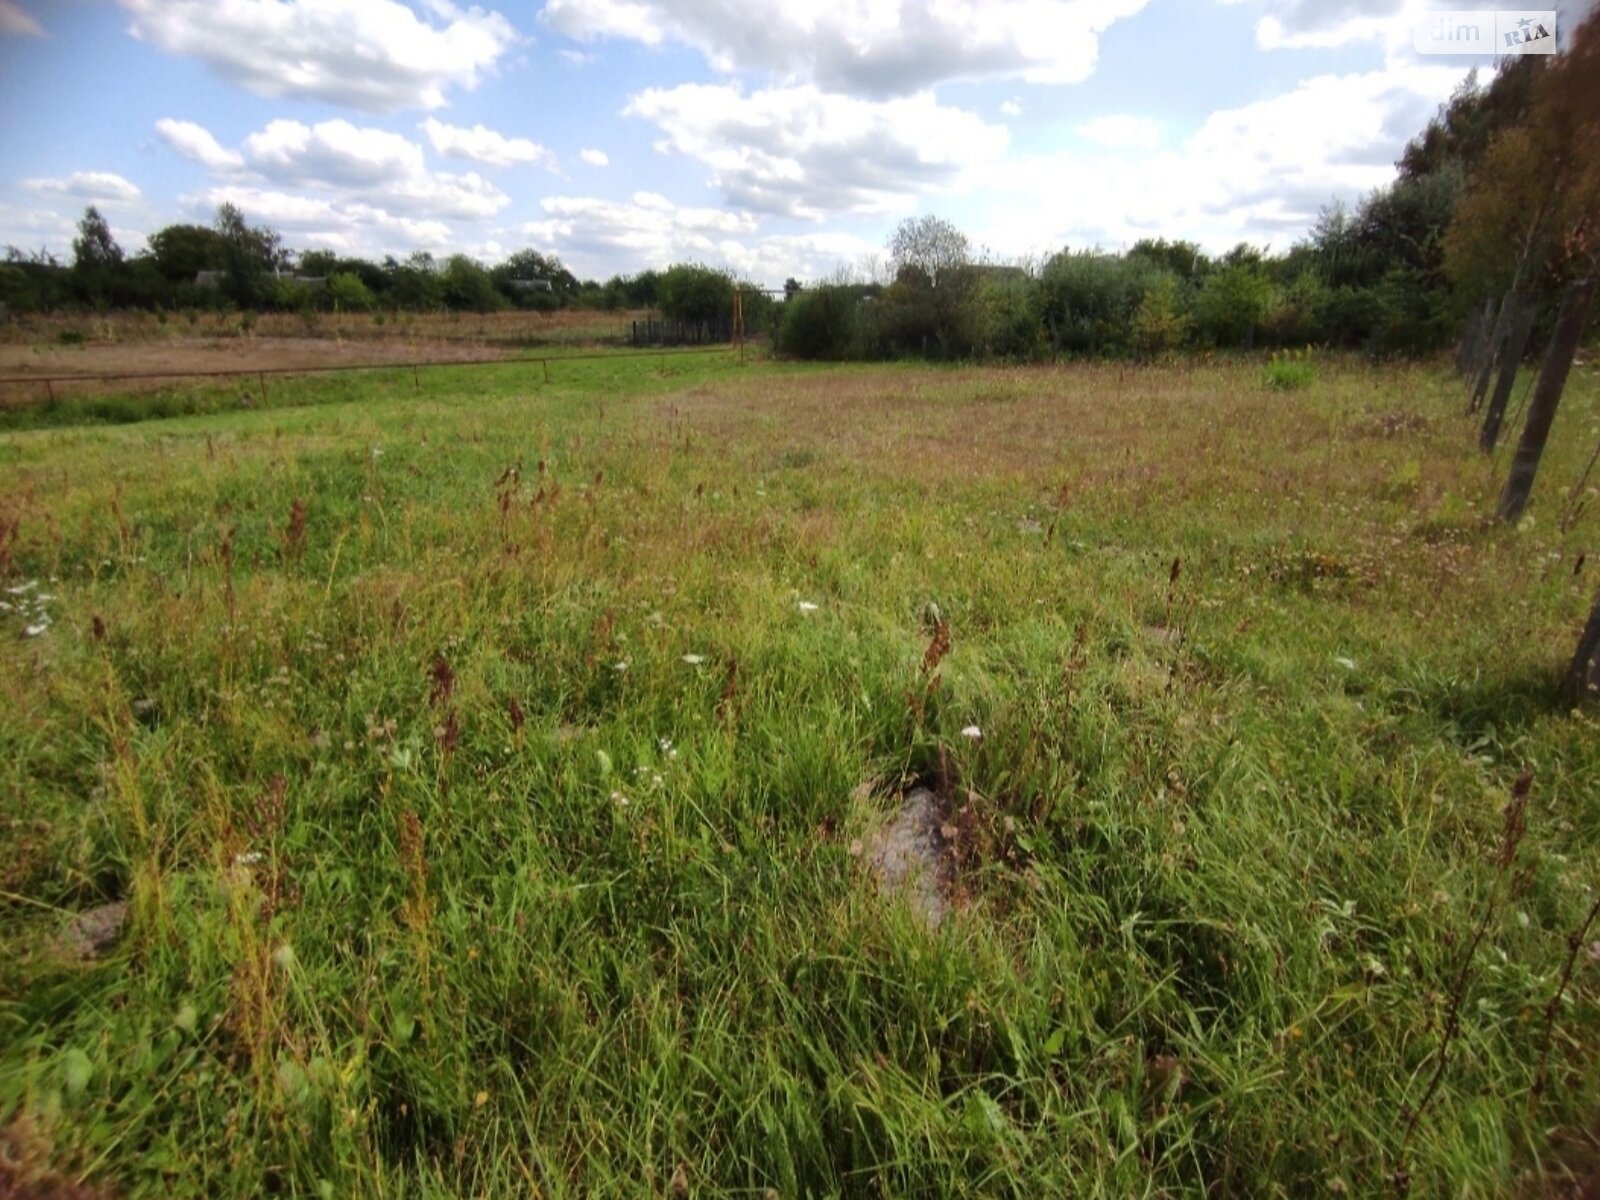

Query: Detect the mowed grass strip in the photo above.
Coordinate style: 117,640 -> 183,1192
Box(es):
2,354 -> 1599,1197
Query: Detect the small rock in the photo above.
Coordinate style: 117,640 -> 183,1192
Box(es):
62,901 -> 128,961
865,788 -> 953,927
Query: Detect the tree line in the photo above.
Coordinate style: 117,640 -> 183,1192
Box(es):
0,201 -> 772,326
2,18 -> 1593,365
781,30 -> 1596,363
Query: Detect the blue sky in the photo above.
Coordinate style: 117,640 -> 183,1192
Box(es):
0,0 -> 1592,285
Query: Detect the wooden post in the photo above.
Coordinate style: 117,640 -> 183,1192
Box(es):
1497,278 -> 1598,524
1470,290 -> 1514,413
44,378 -> 55,403
734,290 -> 745,363
1565,590 -> 1600,704
541,358 -> 550,384
1462,296 -> 1495,381
413,364 -> 420,391
258,371 -> 268,401
1479,296 -> 1536,453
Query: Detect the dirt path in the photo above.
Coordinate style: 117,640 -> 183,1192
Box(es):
0,336 -> 514,403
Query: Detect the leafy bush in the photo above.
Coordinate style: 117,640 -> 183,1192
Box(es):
1040,252 -> 1168,355
440,255 -> 503,313
872,265 -> 983,360
1193,265 -> 1272,348
1315,285 -> 1395,349
1263,274 -> 1327,346
976,270 -> 1042,359
327,272 -> 375,313
777,285 -> 867,360
1131,274 -> 1191,359
1260,348 -> 1317,390
658,264 -> 735,324
268,277 -> 316,313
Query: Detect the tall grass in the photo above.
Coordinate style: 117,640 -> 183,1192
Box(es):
2,354 -> 1599,1196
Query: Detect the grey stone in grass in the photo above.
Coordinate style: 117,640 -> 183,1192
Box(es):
866,787 -> 953,928
61,901 -> 128,961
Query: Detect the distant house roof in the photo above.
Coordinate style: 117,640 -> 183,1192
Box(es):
506,278 -> 554,292
194,270 -> 226,289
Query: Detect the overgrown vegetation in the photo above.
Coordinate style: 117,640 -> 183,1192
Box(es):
3,352 -> 1600,1195
1261,349 -> 1318,390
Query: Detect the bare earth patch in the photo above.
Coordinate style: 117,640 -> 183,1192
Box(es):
863,786 -> 955,927
0,336 -> 514,405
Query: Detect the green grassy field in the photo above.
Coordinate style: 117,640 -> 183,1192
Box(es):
3,350 -> 1600,1197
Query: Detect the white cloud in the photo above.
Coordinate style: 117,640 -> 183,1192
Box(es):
579,147 -> 610,167
1000,97 -> 1022,118
185,185 -> 455,253
974,64 -> 1464,256
541,0 -> 1148,95
0,0 -> 43,36
23,172 -> 144,205
558,46 -> 593,64
120,0 -> 520,113
0,204 -> 76,254
2,208 -> 149,258
156,117 -> 512,221
156,118 -> 245,170
420,118 -> 554,168
1076,114 -> 1161,150
524,190 -> 876,280
625,83 -> 1009,219
1219,0 -> 1414,50
245,118 -> 426,186
379,170 -> 509,219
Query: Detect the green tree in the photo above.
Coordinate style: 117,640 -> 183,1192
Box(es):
491,248 -> 576,307
384,252 -> 444,309
297,249 -> 340,277
1039,251 -> 1166,355
326,272 -> 375,312
1444,15 -> 1600,298
778,284 -> 866,359
1128,238 -> 1208,284
144,223 -> 227,283
1193,264 -> 1272,347
72,206 -> 123,272
1131,274 -> 1191,358
71,206 -> 125,308
440,255 -> 503,312
214,202 -> 284,308
975,270 -> 1042,359
658,264 -> 735,323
